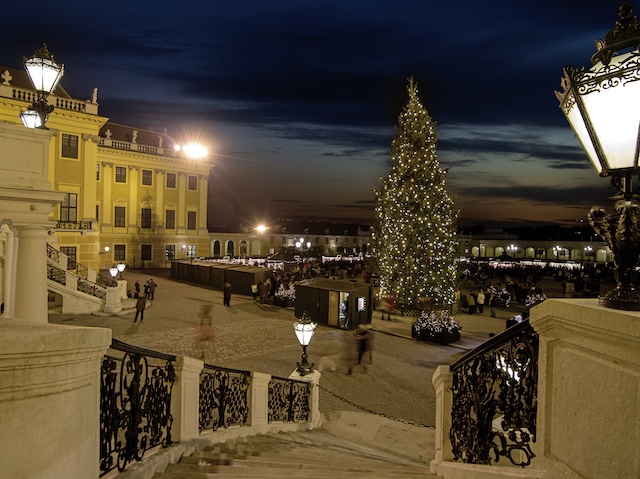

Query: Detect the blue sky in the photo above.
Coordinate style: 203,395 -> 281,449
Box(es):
1,0 -> 625,227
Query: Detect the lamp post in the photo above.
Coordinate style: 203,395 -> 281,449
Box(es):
556,2 -> 640,309
116,263 -> 126,280
293,311 -> 317,376
20,44 -> 64,129
109,266 -> 118,279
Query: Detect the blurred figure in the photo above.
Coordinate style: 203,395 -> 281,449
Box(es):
356,325 -> 374,366
196,302 -> 215,345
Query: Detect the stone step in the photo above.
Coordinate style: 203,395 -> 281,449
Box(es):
155,429 -> 435,478
163,463 -> 432,476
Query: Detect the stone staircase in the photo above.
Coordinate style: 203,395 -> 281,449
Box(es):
154,429 -> 435,478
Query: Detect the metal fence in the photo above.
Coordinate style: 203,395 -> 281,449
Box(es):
99,340 -> 176,476
268,376 -> 311,423
450,320 -> 538,468
199,365 -> 250,432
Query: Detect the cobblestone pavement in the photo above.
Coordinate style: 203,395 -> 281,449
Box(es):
49,268 -> 531,428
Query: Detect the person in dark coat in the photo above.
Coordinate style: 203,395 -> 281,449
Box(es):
134,295 -> 146,322
258,281 -> 268,304
134,280 -> 141,299
223,282 -> 233,306
148,279 -> 157,300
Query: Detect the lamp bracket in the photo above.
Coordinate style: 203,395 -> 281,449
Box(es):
592,2 -> 640,65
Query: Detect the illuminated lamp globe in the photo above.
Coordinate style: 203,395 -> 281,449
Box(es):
20,109 -> 42,128
109,267 -> 118,278
24,44 -> 64,94
183,143 -> 208,159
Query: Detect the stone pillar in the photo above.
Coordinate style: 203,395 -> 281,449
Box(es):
0,317 -> 111,479
1,225 -> 16,317
81,134 -> 98,223
14,226 -> 52,323
177,172 -> 186,235
288,370 -> 322,428
128,165 -> 139,231
101,162 -> 113,231
198,174 -> 208,235
155,169 -> 165,232
430,365 -> 453,475
249,371 -> 271,427
171,356 -> 204,442
530,298 -> 640,479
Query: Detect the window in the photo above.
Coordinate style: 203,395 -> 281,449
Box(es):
114,206 -> 126,227
282,236 -> 287,245
325,238 -> 329,245
60,193 -> 77,222
115,166 -> 127,183
96,204 -> 99,222
62,134 -> 78,158
188,175 -> 197,190
96,164 -> 100,180
142,169 -> 152,186
114,244 -> 125,262
187,211 -> 196,230
165,244 -> 175,260
270,236 -> 275,244
166,172 -> 176,188
141,244 -> 152,261
166,210 -> 175,229
141,208 -> 152,228
187,245 -> 197,258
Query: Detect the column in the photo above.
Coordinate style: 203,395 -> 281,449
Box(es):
1,225 -> 16,317
177,172 -> 187,235
249,372 -> 271,427
430,365 -> 453,475
155,169 -> 165,231
171,356 -> 204,442
81,134 -> 98,223
198,174 -> 208,235
128,165 -> 139,231
101,162 -> 113,231
13,226 -> 51,323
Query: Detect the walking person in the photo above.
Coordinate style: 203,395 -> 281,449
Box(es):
489,292 -> 497,317
144,281 -> 150,299
258,281 -> 268,304
223,281 -> 233,306
134,294 -> 146,322
148,279 -> 157,300
477,290 -> 485,314
467,292 -> 476,315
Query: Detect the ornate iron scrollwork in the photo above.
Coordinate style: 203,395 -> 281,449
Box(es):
199,366 -> 250,432
99,342 -> 175,476
267,377 -> 310,423
47,263 -> 66,285
450,321 -> 538,468
77,278 -> 107,299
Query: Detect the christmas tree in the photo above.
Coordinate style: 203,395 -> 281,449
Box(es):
372,78 -> 458,309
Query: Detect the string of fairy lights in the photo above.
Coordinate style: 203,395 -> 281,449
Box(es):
372,79 -> 459,308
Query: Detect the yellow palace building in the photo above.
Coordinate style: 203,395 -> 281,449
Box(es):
0,61 -> 212,274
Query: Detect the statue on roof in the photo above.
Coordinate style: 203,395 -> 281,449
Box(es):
132,130 -> 138,143
158,136 -> 163,148
89,88 -> 98,103
1,70 -> 12,86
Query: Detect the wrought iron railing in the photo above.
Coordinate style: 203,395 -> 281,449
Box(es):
77,277 -> 107,299
267,376 -> 310,423
46,244 -> 60,263
450,320 -> 538,468
100,340 -> 175,477
97,273 -> 118,288
55,220 -> 93,230
199,365 -> 250,432
67,258 -> 89,278
47,263 -> 66,286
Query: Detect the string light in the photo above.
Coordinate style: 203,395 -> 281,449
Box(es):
371,78 -> 458,308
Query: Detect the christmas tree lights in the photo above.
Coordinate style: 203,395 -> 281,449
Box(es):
372,78 -> 459,309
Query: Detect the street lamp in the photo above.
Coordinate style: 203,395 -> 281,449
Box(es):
116,263 -> 126,280
293,311 -> 317,376
21,44 -> 64,130
556,2 -> 640,309
109,266 -> 118,279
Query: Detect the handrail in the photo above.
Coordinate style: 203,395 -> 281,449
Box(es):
100,339 -> 175,476
110,338 -> 177,361
449,319 -> 538,468
451,319 -> 532,370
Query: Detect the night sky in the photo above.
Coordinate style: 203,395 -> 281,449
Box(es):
1,1 -> 626,228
